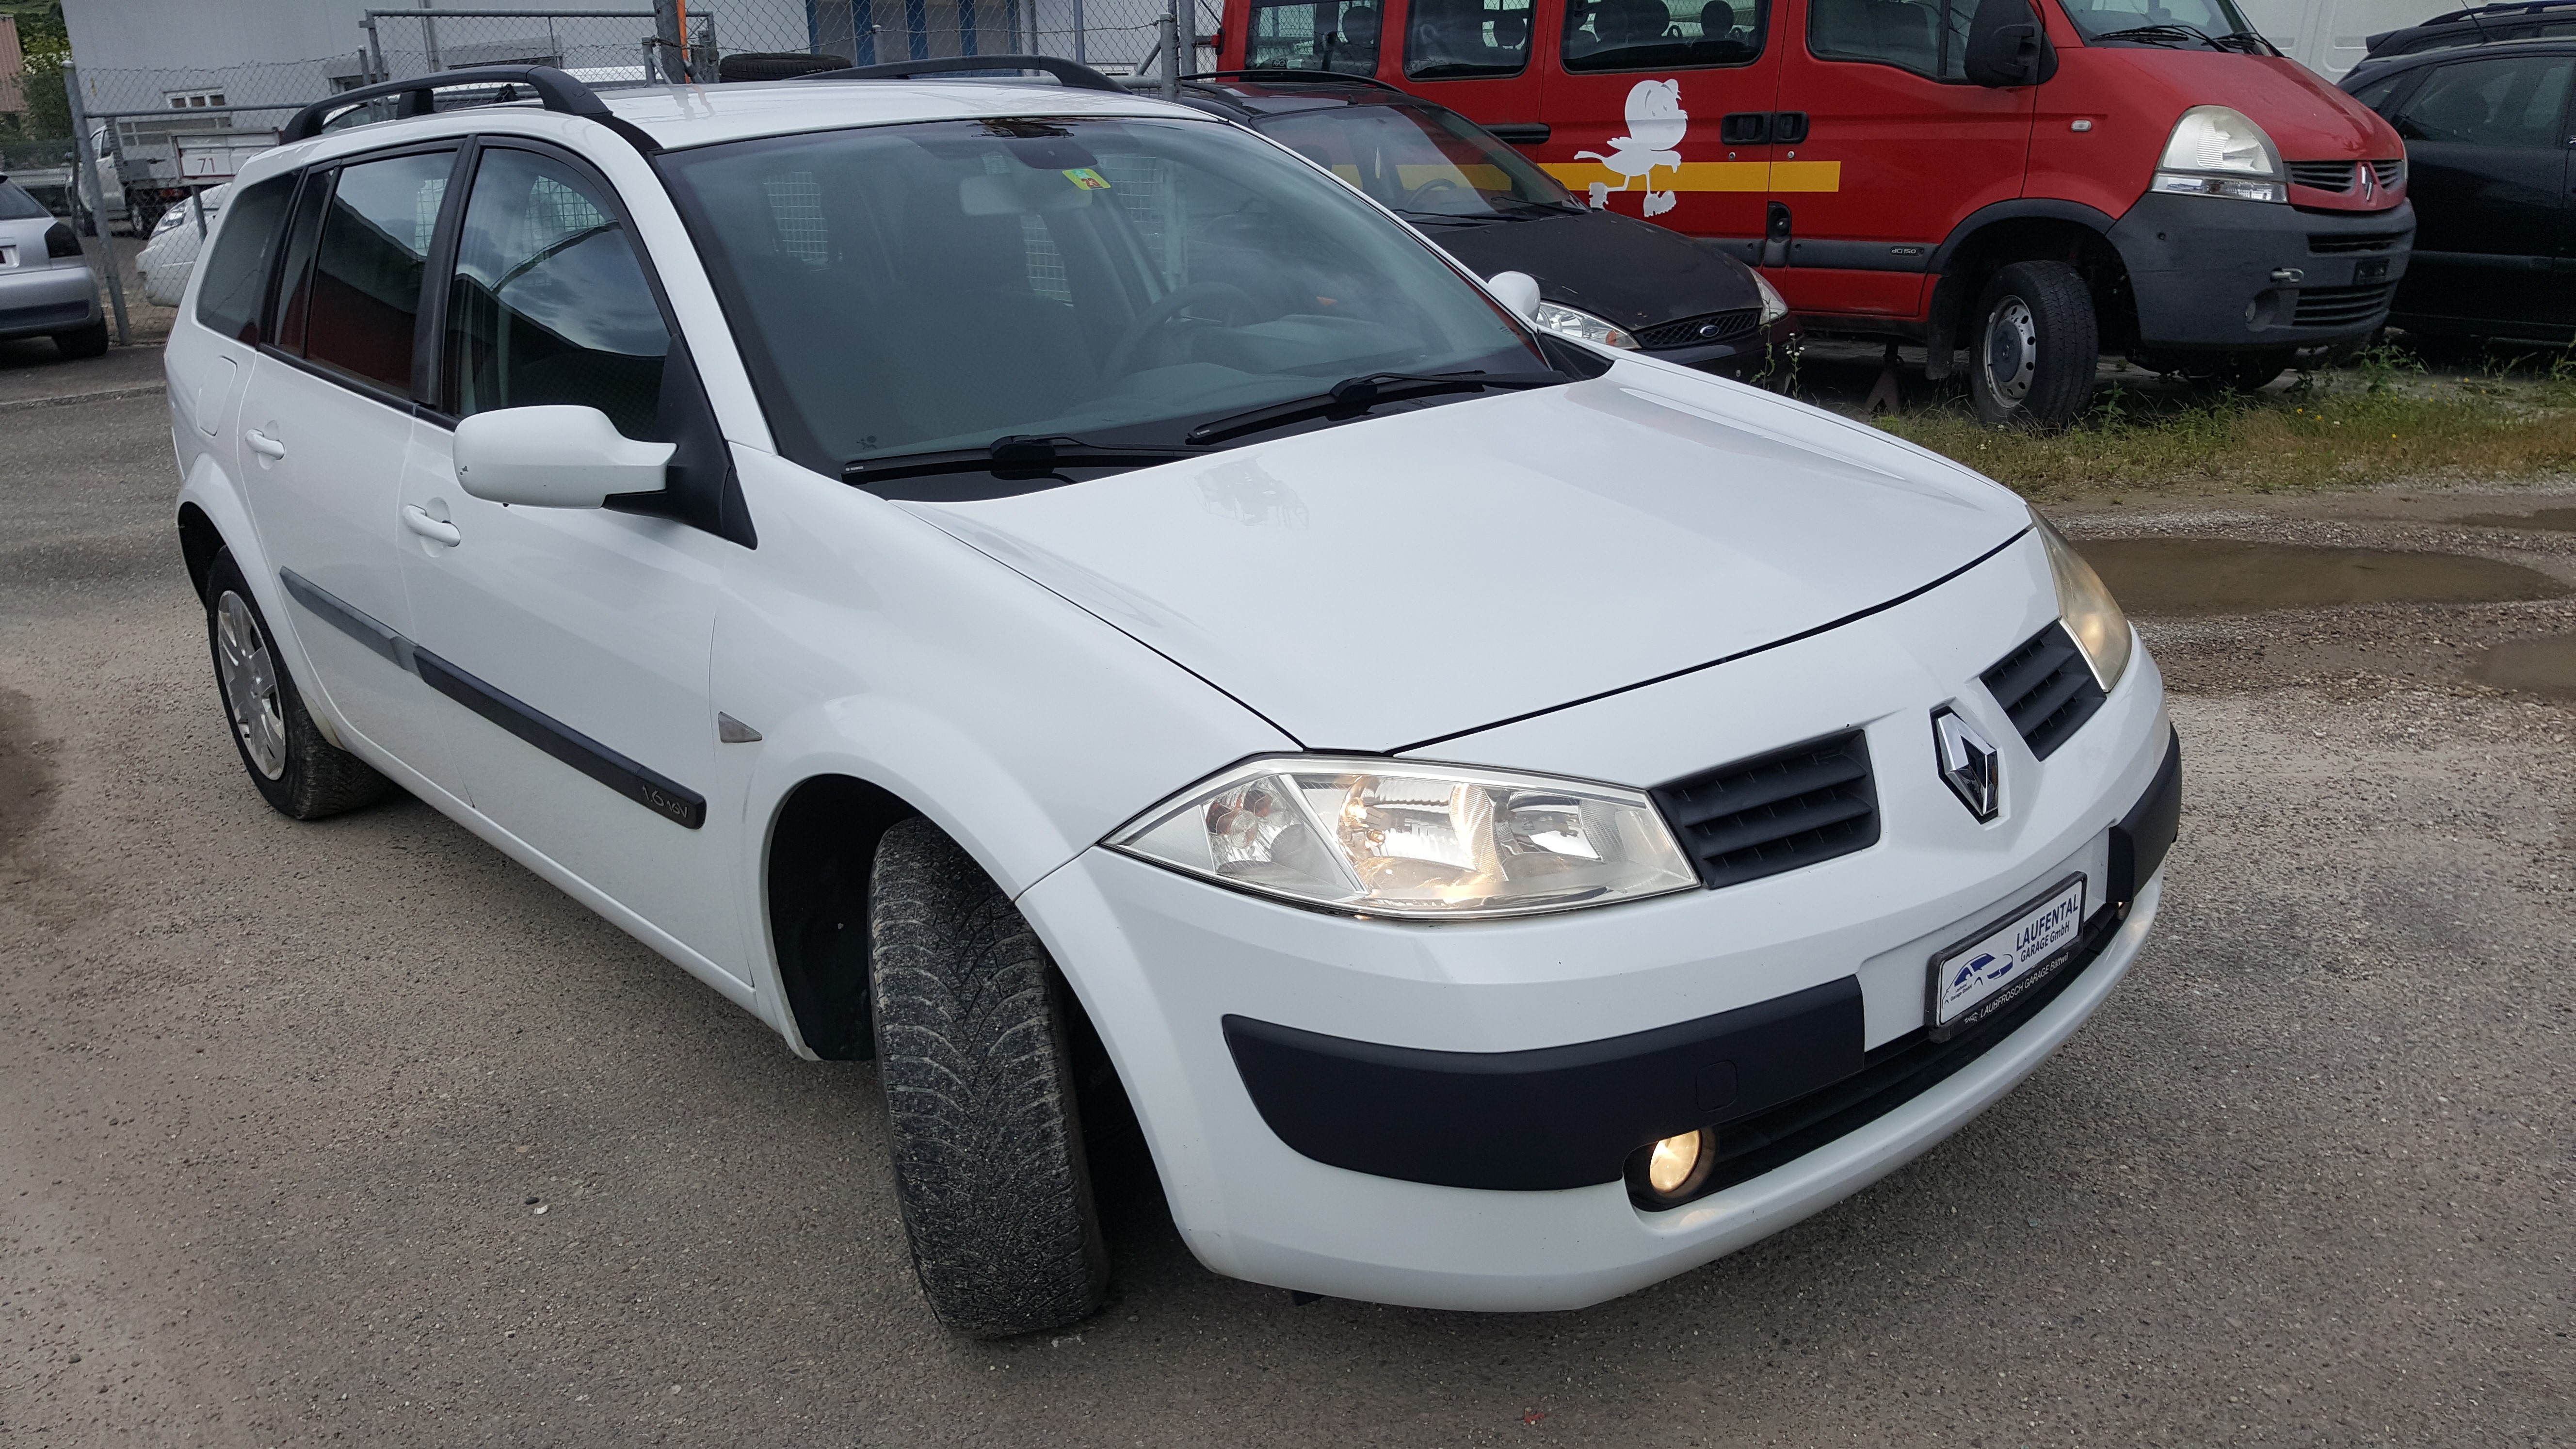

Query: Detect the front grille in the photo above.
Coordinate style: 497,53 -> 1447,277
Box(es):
2286,160 -> 2356,191
2294,281 -> 2396,327
2372,158 -> 2406,190
2309,230 -> 2404,254
1634,307 -> 1760,351
1650,730 -> 1879,890
1980,623 -> 2105,760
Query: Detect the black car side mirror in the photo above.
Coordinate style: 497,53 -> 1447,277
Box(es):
1963,0 -> 2059,87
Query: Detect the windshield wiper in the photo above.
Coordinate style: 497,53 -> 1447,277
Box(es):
2089,22 -> 2211,45
1183,370 -> 1564,447
2209,27 -> 2281,52
842,434 -> 1200,486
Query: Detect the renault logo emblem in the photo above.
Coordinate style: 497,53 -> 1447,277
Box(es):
1932,707 -> 2002,822
2358,162 -> 2376,202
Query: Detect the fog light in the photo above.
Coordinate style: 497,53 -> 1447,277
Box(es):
1647,1131 -> 1703,1193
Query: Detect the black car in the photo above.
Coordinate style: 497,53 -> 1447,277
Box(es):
1170,71 -> 1798,376
2343,37 -> 2576,342
2364,0 -> 2576,61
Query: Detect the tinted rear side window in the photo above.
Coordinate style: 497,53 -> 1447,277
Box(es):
302,150 -> 454,393
1406,0 -> 1535,77
1565,0 -> 1768,72
1247,0 -> 1385,72
2391,54 -> 2575,147
194,174 -> 297,344
0,182 -> 49,221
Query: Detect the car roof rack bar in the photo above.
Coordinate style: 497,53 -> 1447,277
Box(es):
1182,68 -> 1407,93
282,64 -> 614,144
800,54 -> 1126,93
2418,0 -> 2576,21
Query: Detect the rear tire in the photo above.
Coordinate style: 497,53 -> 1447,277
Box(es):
52,320 -> 109,359
869,817 -> 1110,1337
202,549 -> 395,820
1968,260 -> 2097,429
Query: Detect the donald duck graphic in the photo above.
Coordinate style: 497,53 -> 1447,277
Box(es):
1577,78 -> 1687,217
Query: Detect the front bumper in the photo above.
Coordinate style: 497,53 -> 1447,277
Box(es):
2108,191 -> 2414,351
1021,532 -> 2175,1310
0,262 -> 102,339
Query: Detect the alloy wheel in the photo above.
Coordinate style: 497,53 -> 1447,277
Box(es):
215,590 -> 287,780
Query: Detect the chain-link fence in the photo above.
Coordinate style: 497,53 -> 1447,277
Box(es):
42,1 -> 1222,346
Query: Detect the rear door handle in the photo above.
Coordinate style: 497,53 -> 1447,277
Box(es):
401,504 -> 461,547
244,428 -> 286,459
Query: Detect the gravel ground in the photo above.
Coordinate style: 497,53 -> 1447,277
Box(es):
2,339 -> 2570,1447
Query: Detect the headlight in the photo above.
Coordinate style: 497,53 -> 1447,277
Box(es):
1534,300 -> 1638,350
2032,510 -> 2133,693
2153,105 -> 2284,203
1111,757 -> 1698,920
1753,269 -> 1789,327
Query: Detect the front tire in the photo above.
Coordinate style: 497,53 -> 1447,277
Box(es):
1968,260 -> 2098,429
202,549 -> 395,820
52,320 -> 109,359
869,817 -> 1110,1337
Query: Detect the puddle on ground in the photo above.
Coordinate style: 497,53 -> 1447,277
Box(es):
2076,539 -> 2571,616
2451,507 -> 2576,533
2473,635 -> 2576,699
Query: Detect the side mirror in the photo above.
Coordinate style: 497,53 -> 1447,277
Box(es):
1963,0 -> 2059,87
1486,270 -> 1543,322
451,405 -> 675,508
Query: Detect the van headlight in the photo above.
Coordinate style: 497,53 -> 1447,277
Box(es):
2032,510 -> 2133,692
1753,269 -> 1789,327
1534,300 -> 1639,349
1111,757 -> 1698,919
2151,105 -> 2285,202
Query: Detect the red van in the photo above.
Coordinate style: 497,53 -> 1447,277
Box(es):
1217,0 -> 2415,424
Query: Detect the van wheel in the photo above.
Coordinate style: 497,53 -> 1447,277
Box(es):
52,320 -> 109,359
202,549 -> 396,820
869,817 -> 1110,1337
1968,261 -> 2097,429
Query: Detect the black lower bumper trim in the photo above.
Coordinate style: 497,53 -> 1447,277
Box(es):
2109,193 -> 2413,349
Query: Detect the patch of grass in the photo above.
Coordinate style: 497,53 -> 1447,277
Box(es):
1868,350 -> 2576,501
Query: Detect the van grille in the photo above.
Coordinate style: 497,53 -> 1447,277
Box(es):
2293,282 -> 2396,327
1634,307 -> 1760,351
2286,161 -> 2358,191
2309,230 -> 2405,254
1650,730 -> 1878,890
2372,158 -> 2406,189
1981,623 -> 2105,760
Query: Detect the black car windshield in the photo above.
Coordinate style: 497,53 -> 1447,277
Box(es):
1251,102 -> 1583,222
658,116 -> 1548,480
2059,0 -> 2262,44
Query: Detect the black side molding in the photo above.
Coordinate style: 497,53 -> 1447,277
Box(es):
412,648 -> 706,829
2108,727 -> 2182,911
278,567 -> 410,670
1224,978 -> 1863,1191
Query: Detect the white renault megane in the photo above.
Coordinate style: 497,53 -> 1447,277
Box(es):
163,59 -> 2176,1336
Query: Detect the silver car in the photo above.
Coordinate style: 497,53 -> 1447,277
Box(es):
0,175 -> 106,357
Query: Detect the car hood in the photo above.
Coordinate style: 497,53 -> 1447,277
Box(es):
897,367 -> 2028,752
1427,209 -> 1760,331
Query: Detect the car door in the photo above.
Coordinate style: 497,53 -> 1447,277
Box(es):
236,148 -> 464,791
396,139 -> 750,987
1766,0 -> 2034,319
2379,51 -> 2576,335
1538,0 -> 1788,244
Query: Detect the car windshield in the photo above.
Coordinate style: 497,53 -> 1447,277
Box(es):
2058,0 -> 2262,44
659,116 -> 1549,482
1251,102 -> 1583,222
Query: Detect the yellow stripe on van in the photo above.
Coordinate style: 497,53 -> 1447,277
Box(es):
1539,160 -> 1841,193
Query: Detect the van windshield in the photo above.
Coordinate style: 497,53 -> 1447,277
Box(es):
659,116 -> 1549,485
1251,103 -> 1584,223
2060,0 -> 2265,47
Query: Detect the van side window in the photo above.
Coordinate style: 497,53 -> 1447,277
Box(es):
444,147 -> 670,440
1407,0 -> 1535,78
1247,0 -> 1385,72
1562,0 -> 1767,72
301,150 -> 456,394
193,173 -> 297,345
1805,0 -> 1964,79
2389,54 -> 2575,148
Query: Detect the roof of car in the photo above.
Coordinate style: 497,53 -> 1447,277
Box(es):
2345,31 -> 2576,80
1168,72 -> 1422,122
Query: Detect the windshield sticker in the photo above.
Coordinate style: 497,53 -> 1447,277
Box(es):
1576,80 -> 1687,218
1063,167 -> 1112,191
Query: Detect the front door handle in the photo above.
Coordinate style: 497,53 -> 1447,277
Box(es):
244,428 -> 287,459
401,503 -> 461,547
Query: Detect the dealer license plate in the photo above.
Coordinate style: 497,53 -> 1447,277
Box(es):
1929,874 -> 2087,1034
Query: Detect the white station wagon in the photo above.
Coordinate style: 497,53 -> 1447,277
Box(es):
165,60 -> 2178,1336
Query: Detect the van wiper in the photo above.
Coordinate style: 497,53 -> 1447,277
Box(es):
2210,27 -> 2282,52
2089,22 -> 2211,45
1184,370 -> 1565,446
842,434 -> 1200,486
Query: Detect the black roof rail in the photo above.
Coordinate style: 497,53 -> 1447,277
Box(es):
281,64 -> 642,145
2415,0 -> 2576,22
799,54 -> 1125,93
1182,68 -> 1406,93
